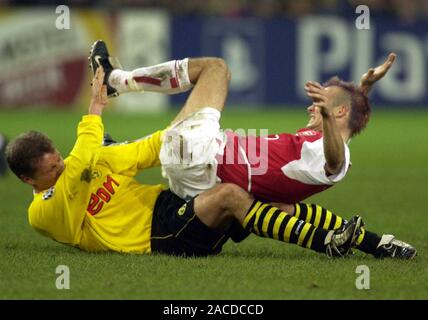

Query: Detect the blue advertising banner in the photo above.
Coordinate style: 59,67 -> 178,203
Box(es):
171,16 -> 428,107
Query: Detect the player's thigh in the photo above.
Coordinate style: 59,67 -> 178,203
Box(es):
160,107 -> 225,199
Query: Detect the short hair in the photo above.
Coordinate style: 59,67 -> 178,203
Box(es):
323,77 -> 371,138
5,131 -> 55,179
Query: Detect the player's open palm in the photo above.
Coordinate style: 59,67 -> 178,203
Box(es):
360,53 -> 396,95
90,67 -> 108,114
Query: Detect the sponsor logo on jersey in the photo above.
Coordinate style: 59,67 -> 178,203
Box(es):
86,175 -> 120,215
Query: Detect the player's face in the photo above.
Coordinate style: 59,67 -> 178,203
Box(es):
28,151 -> 65,191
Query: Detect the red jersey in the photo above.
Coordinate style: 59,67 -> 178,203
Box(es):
216,128 -> 350,203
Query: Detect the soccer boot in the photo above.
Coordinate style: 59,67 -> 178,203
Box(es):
325,215 -> 363,258
88,40 -> 120,97
374,234 -> 417,260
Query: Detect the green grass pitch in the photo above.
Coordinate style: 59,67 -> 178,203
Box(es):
0,107 -> 427,299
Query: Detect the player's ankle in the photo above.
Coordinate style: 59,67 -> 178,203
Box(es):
108,69 -> 131,93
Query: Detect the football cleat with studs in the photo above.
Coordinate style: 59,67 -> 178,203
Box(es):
325,215 -> 363,258
374,234 -> 417,260
88,40 -> 121,97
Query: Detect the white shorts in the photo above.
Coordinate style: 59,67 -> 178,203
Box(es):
159,107 -> 225,200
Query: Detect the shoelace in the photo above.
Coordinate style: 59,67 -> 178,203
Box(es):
326,243 -> 344,258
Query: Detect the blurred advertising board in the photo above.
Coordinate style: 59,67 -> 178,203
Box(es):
0,9 -> 113,109
0,10 -> 426,109
171,16 -> 428,107
0,8 -> 169,112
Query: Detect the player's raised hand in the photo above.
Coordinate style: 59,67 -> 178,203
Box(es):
89,66 -> 108,115
360,53 -> 396,95
305,81 -> 332,117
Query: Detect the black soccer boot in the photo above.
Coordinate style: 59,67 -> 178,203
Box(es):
88,40 -> 120,97
325,215 -> 363,258
374,234 -> 417,260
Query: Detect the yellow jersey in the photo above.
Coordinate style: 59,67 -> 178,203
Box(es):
28,115 -> 165,253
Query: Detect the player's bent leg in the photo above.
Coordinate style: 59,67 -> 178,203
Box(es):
194,183 -> 252,230
171,57 -> 231,125
194,183 -> 363,258
88,41 -> 230,124
90,46 -> 230,121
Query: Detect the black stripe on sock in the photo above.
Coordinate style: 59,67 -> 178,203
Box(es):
256,205 -> 272,236
302,225 -> 316,248
310,228 -> 329,253
309,204 -> 317,224
328,214 -> 337,230
246,200 -> 260,215
289,219 -> 303,244
357,230 -> 382,254
298,203 -> 308,221
245,213 -> 257,232
266,209 -> 280,239
277,214 -> 292,242
319,208 -> 327,229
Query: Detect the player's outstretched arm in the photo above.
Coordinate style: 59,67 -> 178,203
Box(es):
67,66 -> 108,176
89,66 -> 108,116
359,53 -> 396,96
305,81 -> 345,175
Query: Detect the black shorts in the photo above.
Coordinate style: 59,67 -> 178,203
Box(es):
150,189 -> 230,257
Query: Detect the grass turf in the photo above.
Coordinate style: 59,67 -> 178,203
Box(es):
0,107 -> 427,299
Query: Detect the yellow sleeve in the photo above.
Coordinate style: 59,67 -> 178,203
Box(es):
64,115 -> 104,193
68,115 -> 104,170
97,130 -> 164,177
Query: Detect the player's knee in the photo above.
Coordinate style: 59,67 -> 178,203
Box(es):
218,183 -> 251,207
219,59 -> 231,82
208,58 -> 230,80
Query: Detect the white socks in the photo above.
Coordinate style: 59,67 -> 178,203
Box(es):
108,58 -> 193,95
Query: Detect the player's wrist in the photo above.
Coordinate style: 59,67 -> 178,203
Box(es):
88,102 -> 105,115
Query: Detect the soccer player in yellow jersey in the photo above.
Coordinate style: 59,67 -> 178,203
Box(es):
4,41 -> 413,259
